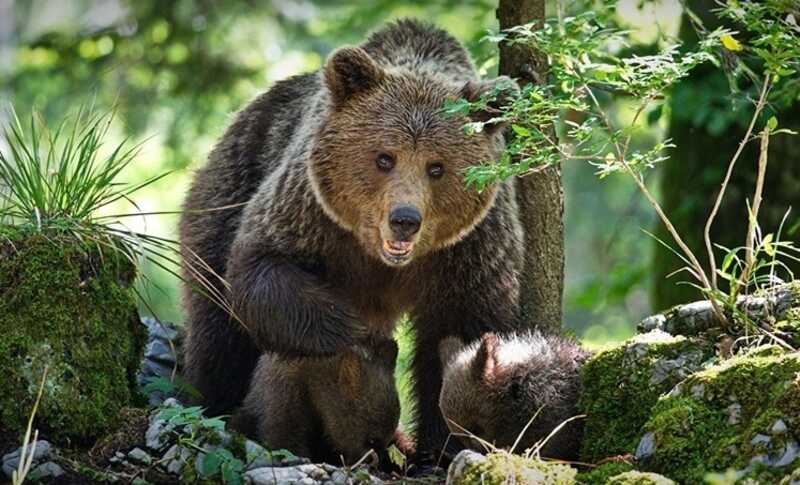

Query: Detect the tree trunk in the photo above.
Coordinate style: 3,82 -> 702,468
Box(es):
497,0 -> 565,332
653,0 -> 800,311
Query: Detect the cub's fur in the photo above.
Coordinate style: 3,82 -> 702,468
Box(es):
180,18 -> 528,461
439,332 -> 589,460
234,340 -> 400,465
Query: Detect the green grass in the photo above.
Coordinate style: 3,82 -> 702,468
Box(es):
0,105 -> 231,322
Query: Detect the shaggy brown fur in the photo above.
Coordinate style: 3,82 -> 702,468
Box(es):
179,18 -> 528,462
439,332 -> 590,460
232,340 -> 400,465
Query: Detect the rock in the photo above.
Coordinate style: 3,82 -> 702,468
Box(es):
28,461 -> 65,480
579,330 -> 715,462
772,419 -> 788,434
245,465 -> 319,484
138,317 -> 184,406
163,444 -> 193,475
606,470 -> 675,485
636,350 -> 800,483
634,432 -> 656,460
445,450 -> 576,484
128,447 -> 152,465
637,282 -> 800,337
145,414 -> 174,451
2,440 -> 54,478
726,403 -> 742,425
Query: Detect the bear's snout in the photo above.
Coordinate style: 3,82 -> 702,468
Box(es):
388,205 -> 421,241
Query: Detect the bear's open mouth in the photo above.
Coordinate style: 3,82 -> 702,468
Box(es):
381,240 -> 414,263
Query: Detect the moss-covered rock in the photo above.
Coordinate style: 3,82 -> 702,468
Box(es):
447,450 -> 577,485
605,470 -> 675,485
0,227 -> 145,444
579,330 -> 715,462
636,350 -> 800,483
575,462 -> 634,484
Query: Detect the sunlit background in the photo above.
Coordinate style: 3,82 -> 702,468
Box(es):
2,0 -> 688,346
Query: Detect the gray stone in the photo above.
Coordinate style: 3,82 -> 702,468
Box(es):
639,314 -> 667,333
163,444 -> 193,475
635,432 -> 657,460
649,349 -> 705,386
128,447 -> 152,465
773,441 -> 800,467
29,462 -> 65,480
447,450 -> 487,485
2,440 -> 54,478
772,419 -> 788,434
244,439 -> 277,470
246,466 -> 311,484
727,403 -> 742,425
751,434 -> 771,446
145,416 -> 174,451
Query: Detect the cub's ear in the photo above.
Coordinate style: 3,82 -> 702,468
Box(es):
472,332 -> 502,384
459,76 -> 519,133
373,339 -> 399,369
339,350 -> 362,397
439,336 -> 464,369
324,47 -> 385,107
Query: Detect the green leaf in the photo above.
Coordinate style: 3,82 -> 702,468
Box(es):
387,444 -> 406,469
721,250 -> 737,273
200,450 -> 222,477
762,233 -> 776,257
143,376 -> 175,395
511,124 -> 531,137
767,116 -> 778,131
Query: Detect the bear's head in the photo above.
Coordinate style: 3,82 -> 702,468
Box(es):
312,338 -> 400,464
309,46 -> 516,267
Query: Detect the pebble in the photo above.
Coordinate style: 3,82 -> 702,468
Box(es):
635,432 -> 657,460
128,447 -> 152,465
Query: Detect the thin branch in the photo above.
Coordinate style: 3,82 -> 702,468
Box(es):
740,125 -> 771,287
704,75 -> 771,289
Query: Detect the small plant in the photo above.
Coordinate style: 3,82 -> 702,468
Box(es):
449,0 -> 799,342
0,104 -> 237,322
154,401 -> 299,485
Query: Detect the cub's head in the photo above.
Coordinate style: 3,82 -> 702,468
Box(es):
310,46 -> 516,267
313,339 -> 400,464
439,332 -> 588,459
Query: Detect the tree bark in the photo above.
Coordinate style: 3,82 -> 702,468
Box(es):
497,0 -> 565,332
653,0 -> 800,311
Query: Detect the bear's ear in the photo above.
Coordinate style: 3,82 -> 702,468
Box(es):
373,339 -> 399,369
324,47 -> 385,107
439,336 -> 464,369
472,332 -> 502,384
459,76 -> 519,133
339,350 -> 362,397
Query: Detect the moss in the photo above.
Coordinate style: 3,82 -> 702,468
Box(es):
578,331 -> 715,462
605,471 -> 675,485
639,352 -> 800,483
458,452 -> 577,485
575,462 -> 634,485
0,227 -> 145,444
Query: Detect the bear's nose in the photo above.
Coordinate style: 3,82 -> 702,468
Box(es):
389,205 -> 421,240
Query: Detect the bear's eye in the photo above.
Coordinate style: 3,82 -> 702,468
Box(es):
376,153 -> 395,172
427,162 -> 445,179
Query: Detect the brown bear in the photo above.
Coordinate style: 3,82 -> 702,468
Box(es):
232,339 -> 400,465
179,18 -> 527,464
438,332 -> 589,460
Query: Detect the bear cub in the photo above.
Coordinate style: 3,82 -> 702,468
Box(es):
233,339 -> 400,465
439,331 -> 589,460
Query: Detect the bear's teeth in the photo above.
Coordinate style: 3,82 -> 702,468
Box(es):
383,240 -> 413,255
